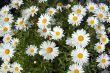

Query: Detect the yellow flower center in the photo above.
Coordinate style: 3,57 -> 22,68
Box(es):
101,6 -> 105,10
42,28 -> 47,33
78,35 -> 84,42
90,6 -> 94,10
102,37 -> 107,42
19,21 -> 24,25
97,45 -> 101,50
42,18 -> 47,24
73,69 -> 79,73
6,37 -> 11,41
46,47 -> 53,53
98,33 -> 102,37
101,59 -> 106,63
56,31 -> 60,36
5,49 -> 10,54
13,41 -> 17,46
31,9 -> 35,13
97,25 -> 101,30
3,27 -> 8,32
4,66 -> 8,70
76,9 -> 81,14
72,16 -> 78,21
98,13 -> 103,18
77,53 -> 83,59
49,10 -> 53,14
4,17 -> 9,22
57,3 -> 63,6
30,48 -> 34,53
90,20 -> 94,25
15,67 -> 19,71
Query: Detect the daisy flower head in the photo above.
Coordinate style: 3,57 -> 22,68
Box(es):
99,3 -> 109,12
3,34 -> 12,43
38,0 -> 47,3
0,62 -> 10,73
0,43 -> 15,61
51,26 -> 64,40
67,64 -> 84,73
39,41 -> 59,60
66,37 -> 75,48
22,8 -> 31,20
72,29 -> 90,48
46,7 -> 56,16
68,13 -> 83,26
96,54 -> 110,69
10,0 -> 24,9
94,42 -> 105,53
29,6 -> 39,17
11,38 -> 19,47
96,31 -> 106,39
95,24 -> 105,33
0,5 -> 10,15
86,2 -> 98,13
71,48 -> 89,65
95,9 -> 107,22
56,2 -> 64,12
26,45 -> 38,56
71,4 -> 86,16
10,62 -> 23,73
37,26 -> 51,39
87,16 -> 99,27
1,14 -> 14,24
100,35 -> 109,45
37,14 -> 51,28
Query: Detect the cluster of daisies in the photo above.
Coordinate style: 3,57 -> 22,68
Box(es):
0,0 -> 110,73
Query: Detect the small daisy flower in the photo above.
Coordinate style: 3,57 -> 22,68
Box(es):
100,35 -> 109,45
96,31 -> 106,39
71,5 -> 86,16
96,54 -> 110,69
68,13 -> 83,26
0,5 -> 10,15
0,62 -> 10,73
86,2 -> 98,12
39,41 -> 59,60
94,43 -> 105,53
26,45 -> 38,56
71,48 -> 89,65
37,14 -> 51,28
3,34 -> 12,43
87,17 -> 98,27
22,8 -> 31,20
51,26 -> 64,40
56,2 -> 63,12
46,7 -> 56,16
10,62 -> 23,73
72,29 -> 90,48
67,64 -> 84,73
29,6 -> 39,17
37,27 -> 51,39
11,38 -> 19,47
10,0 -> 24,9
95,24 -> 105,33
99,3 -> 109,12
66,37 -> 75,48
0,43 -> 15,61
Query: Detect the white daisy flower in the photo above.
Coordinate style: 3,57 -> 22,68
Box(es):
68,13 -> 83,26
37,14 -> 51,28
46,7 -> 56,16
94,42 -> 105,53
10,0 -> 24,9
37,27 -> 51,39
11,38 -> 19,47
3,34 -> 12,43
51,26 -> 64,40
67,64 -> 84,73
71,5 -> 86,16
86,2 -> 98,12
99,3 -> 109,12
38,0 -> 47,3
0,5 -> 10,15
66,37 -> 75,48
96,31 -> 106,39
95,24 -> 105,33
0,43 -> 15,61
96,54 -> 110,69
72,29 -> 90,48
1,14 -> 13,24
100,35 -> 109,45
26,45 -> 38,56
22,8 -> 31,20
56,2 -> 63,12
10,62 -> 23,73
0,62 -> 10,73
71,48 -> 89,65
39,41 -> 59,60
29,6 -> 39,17
87,17 -> 99,27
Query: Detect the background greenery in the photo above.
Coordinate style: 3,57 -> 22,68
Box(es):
0,0 -> 110,73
